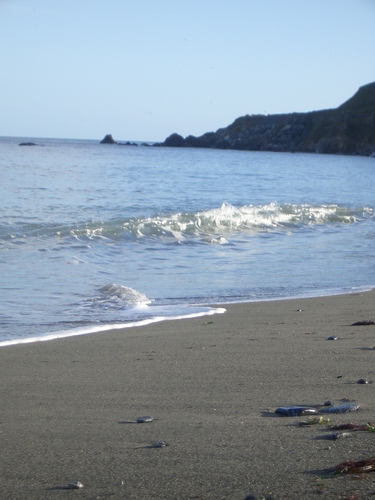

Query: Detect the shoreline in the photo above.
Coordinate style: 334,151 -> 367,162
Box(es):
1,290 -> 375,499
1,286 -> 374,348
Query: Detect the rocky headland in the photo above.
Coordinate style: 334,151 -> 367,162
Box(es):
159,82 -> 375,156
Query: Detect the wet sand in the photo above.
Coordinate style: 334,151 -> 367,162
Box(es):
1,290 -> 375,499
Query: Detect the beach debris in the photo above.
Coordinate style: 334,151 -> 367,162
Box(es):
351,320 -> 375,326
298,416 -> 331,427
320,402 -> 360,414
327,335 -> 339,340
326,456 -> 375,475
357,378 -> 370,384
137,416 -> 154,423
67,481 -> 84,489
275,406 -> 319,417
324,400 -> 332,406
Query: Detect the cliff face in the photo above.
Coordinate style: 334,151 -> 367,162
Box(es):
160,82 -> 375,156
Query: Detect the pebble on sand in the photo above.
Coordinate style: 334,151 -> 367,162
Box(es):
327,432 -> 352,440
321,402 -> 360,414
137,416 -> 154,423
152,441 -> 169,448
244,494 -> 274,500
357,378 -> 369,384
275,406 -> 319,417
67,481 -> 84,489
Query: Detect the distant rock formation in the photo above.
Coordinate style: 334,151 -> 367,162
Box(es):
117,141 -> 138,146
19,142 -> 37,146
162,133 -> 185,147
99,135 -> 149,146
100,134 -> 116,144
158,82 -> 375,156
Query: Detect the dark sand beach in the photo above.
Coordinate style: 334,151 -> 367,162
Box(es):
1,291 -> 374,499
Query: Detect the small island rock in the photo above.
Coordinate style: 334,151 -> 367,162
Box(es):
100,134 -> 116,144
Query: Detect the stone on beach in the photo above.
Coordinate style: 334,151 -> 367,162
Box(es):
136,416 -> 154,423
357,378 -> 370,384
326,432 -> 352,440
275,406 -> 319,417
152,441 -> 169,448
320,402 -> 360,414
244,494 -> 275,500
67,481 -> 84,489
276,401 -> 360,416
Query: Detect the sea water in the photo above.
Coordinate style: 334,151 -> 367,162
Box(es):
0,136 -> 374,345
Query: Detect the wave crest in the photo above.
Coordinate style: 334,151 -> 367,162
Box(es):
1,202 -> 372,244
98,284 -> 151,305
131,202 -> 372,239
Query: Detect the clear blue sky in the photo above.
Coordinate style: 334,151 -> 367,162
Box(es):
1,0 -> 374,141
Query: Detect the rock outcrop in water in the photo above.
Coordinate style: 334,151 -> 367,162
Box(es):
158,82 -> 375,156
99,135 -> 152,147
100,134 -> 117,144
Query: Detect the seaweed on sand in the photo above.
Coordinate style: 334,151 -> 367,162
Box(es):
329,422 -> 375,432
326,457 -> 375,476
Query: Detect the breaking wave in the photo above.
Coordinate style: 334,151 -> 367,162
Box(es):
98,284 -> 151,306
1,202 -> 373,245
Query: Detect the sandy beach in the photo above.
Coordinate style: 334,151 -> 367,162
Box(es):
1,290 -> 374,500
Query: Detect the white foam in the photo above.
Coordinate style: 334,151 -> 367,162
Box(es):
0,307 -> 226,347
98,284 -> 151,305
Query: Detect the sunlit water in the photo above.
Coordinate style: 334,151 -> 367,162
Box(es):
1,136 -> 374,345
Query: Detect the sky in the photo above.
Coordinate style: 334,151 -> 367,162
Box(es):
1,0 -> 374,142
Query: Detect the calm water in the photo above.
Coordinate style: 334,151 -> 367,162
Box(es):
1,136 -> 374,345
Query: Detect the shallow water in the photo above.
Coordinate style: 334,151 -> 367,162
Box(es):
0,136 -> 374,344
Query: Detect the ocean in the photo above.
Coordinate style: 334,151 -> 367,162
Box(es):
1,136 -> 374,346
